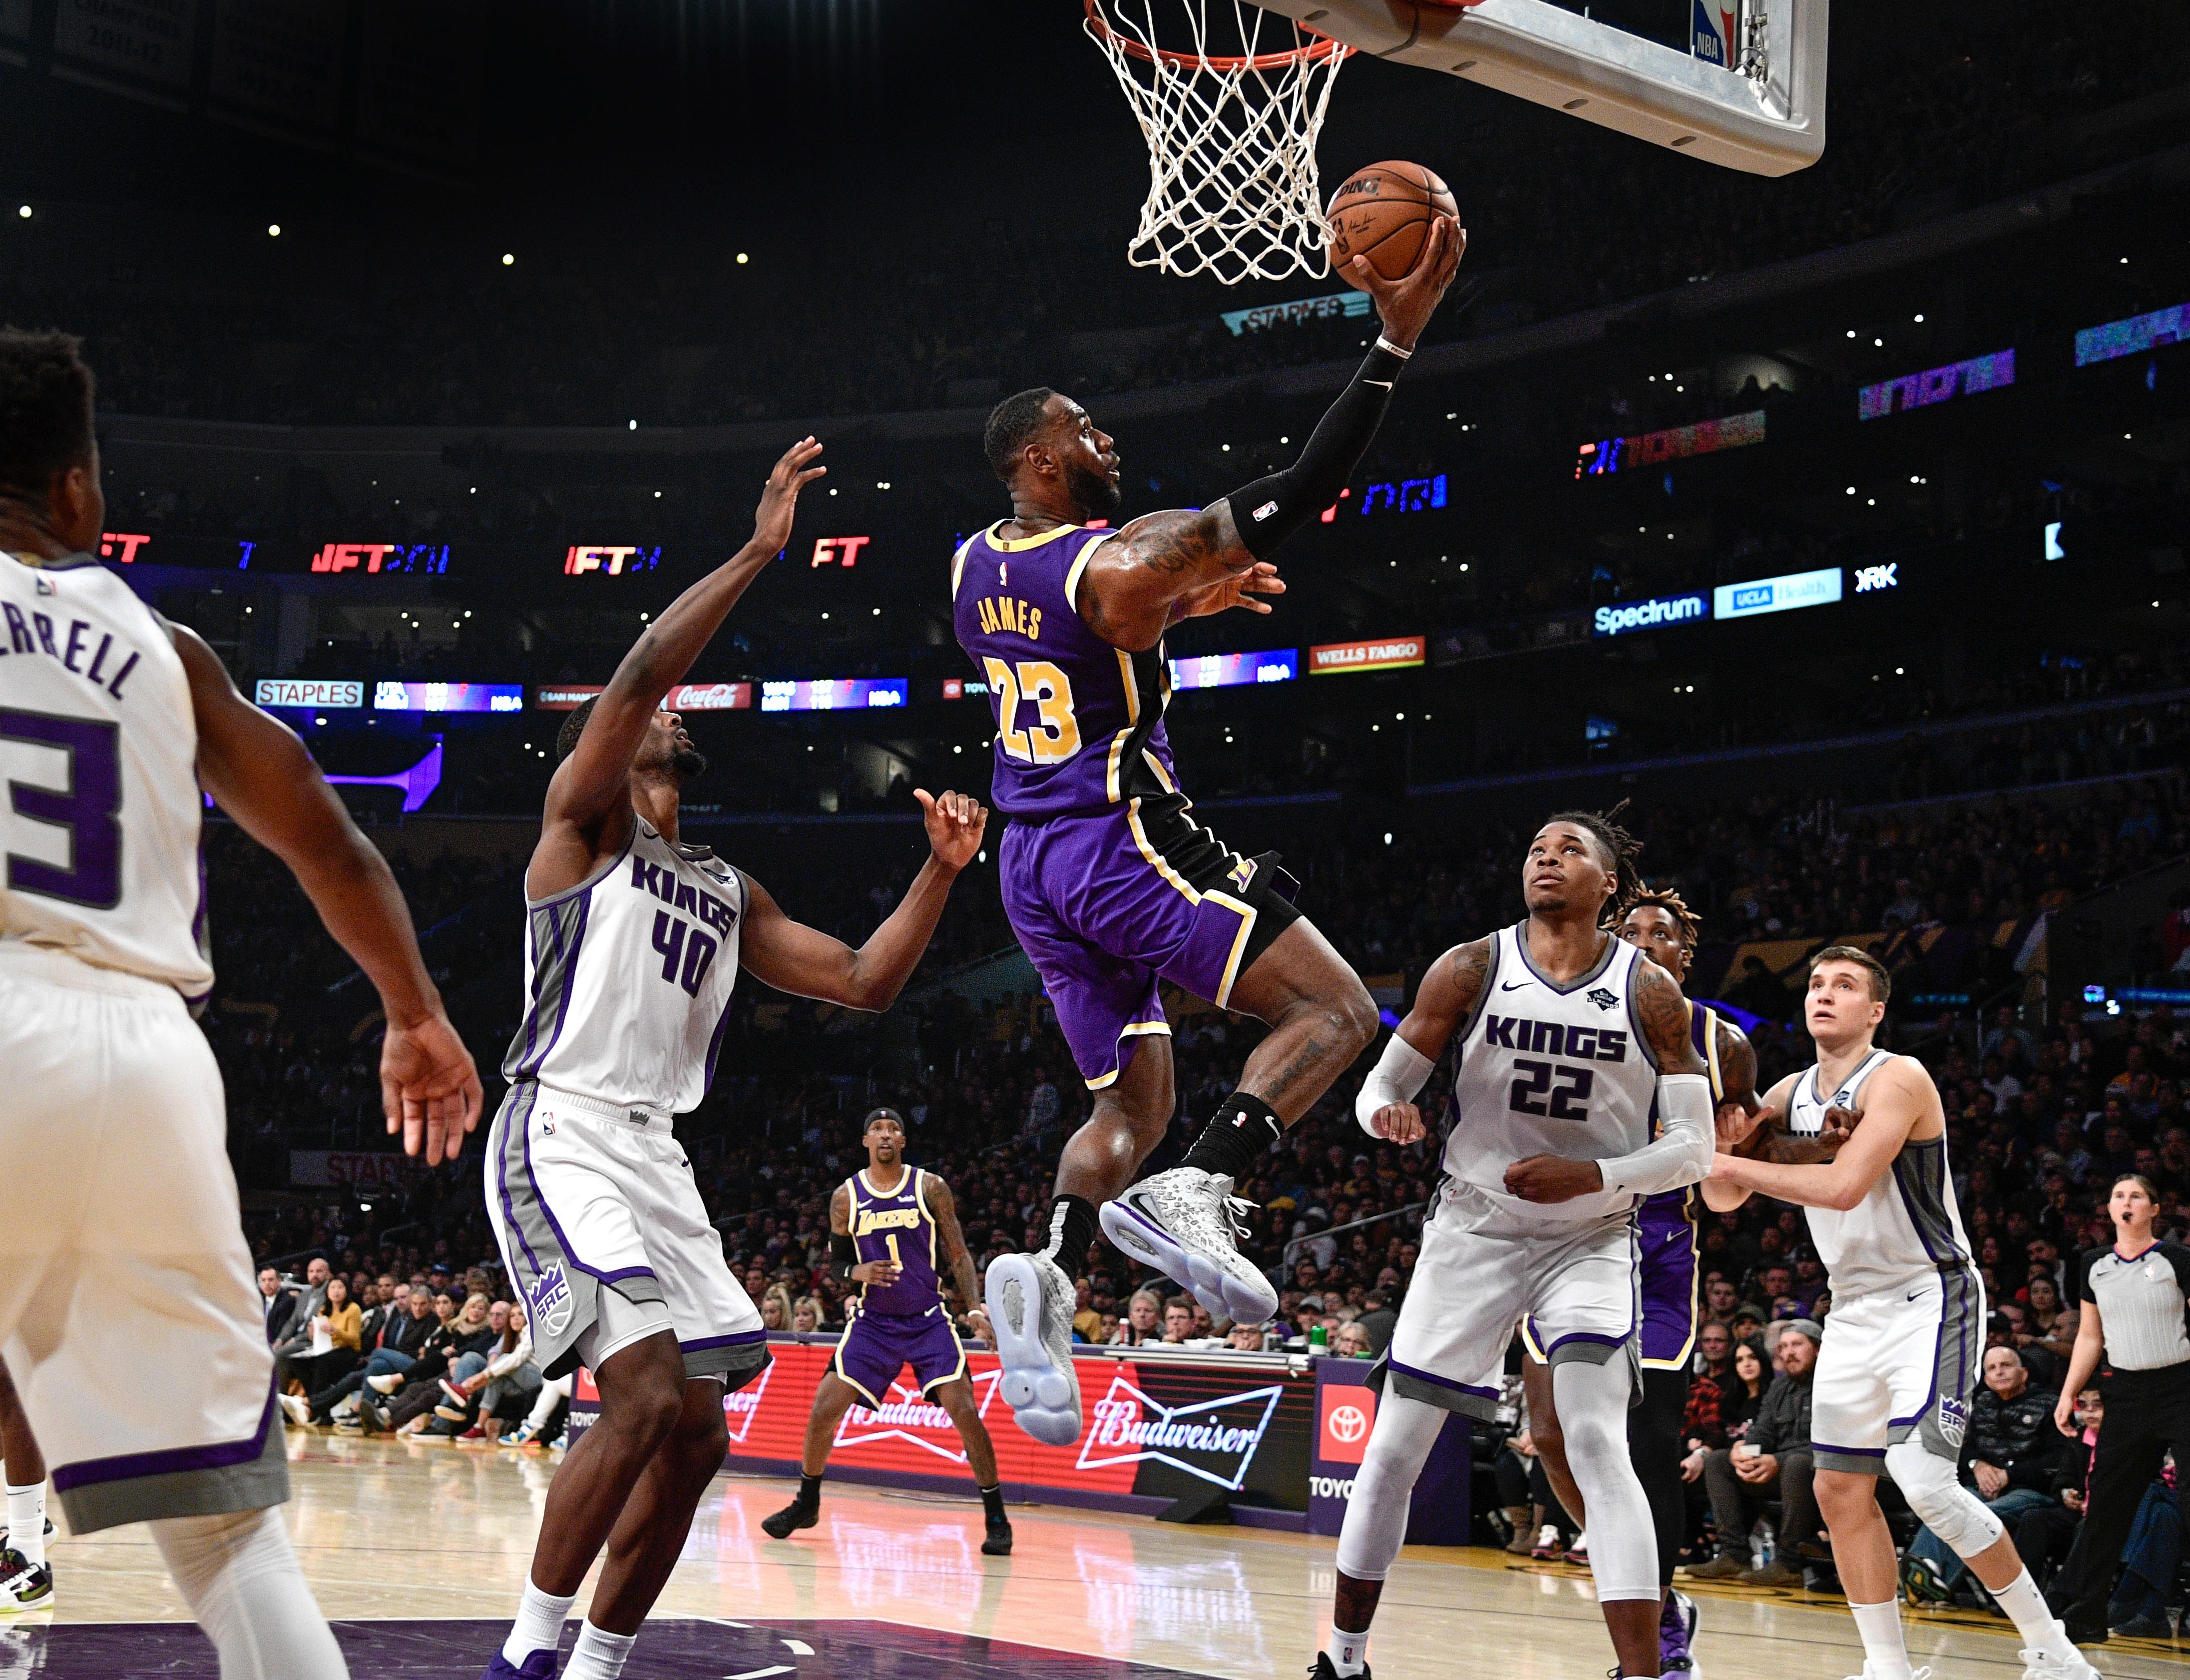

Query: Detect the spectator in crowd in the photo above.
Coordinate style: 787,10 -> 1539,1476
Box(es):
277,1275 -> 359,1422
2014,1385 -> 2104,1589
270,1256 -> 332,1393
308,1283 -> 439,1426
1228,1322 -> 1272,1353
388,1294 -> 498,1435
1355,1290 -> 1397,1354
1692,1320 -> 1821,1585
1900,1347 -> 2063,1604
258,1265 -> 298,1345
1111,1290 -> 1164,1347
434,1303 -> 538,1443
1332,1322 -> 1373,1358
761,1287 -> 794,1332
1162,1298 -> 1196,1345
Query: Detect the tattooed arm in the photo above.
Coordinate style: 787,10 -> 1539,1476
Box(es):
924,1175 -> 991,1345
1355,936 -> 1491,1146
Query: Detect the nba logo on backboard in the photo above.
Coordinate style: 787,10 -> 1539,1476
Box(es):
529,1262 -> 573,1337
1318,1384 -> 1376,1465
1690,0 -> 1733,66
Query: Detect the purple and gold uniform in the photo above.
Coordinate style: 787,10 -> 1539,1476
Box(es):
831,1167 -> 967,1406
950,522 -> 1299,1090
1631,1001 -> 1732,1367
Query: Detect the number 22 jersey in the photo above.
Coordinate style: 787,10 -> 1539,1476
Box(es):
0,551 -> 212,999
1440,922 -> 1660,1226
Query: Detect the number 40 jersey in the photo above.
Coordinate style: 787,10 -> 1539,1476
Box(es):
1440,921 -> 1660,1226
0,552 -> 213,1000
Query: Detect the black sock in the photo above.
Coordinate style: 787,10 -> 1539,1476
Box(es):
979,1483 -> 1006,1522
796,1472 -> 822,1505
1181,1092 -> 1282,1184
1037,1193 -> 1100,1279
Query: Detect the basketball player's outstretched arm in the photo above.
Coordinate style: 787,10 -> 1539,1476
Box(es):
1353,935 -> 1493,1144
1505,959 -> 1715,1204
1707,1057 -> 1933,1211
738,789 -> 987,1012
175,625 -> 484,1163
925,1178 -> 991,1342
1076,218 -> 1466,652
534,437 -> 826,890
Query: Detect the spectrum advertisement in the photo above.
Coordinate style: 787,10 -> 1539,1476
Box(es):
1712,566 -> 1842,621
1167,650 -> 1298,691
571,1340 -> 1315,1515
1592,592 -> 1708,637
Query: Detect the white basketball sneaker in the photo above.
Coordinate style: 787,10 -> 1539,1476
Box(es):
985,1249 -> 1082,1446
2019,1642 -> 2101,1680
1101,1167 -> 1279,1325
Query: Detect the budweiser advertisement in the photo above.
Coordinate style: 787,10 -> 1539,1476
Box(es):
572,1339 -> 1314,1514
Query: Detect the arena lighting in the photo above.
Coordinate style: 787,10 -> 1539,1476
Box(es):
1167,649 -> 1298,690
267,224 -> 281,237
1712,566 -> 1841,621
255,680 -> 363,710
324,741 -> 442,813
15,205 -> 27,218
97,531 -> 151,563
372,682 -> 522,713
1856,349 -> 2014,420
2075,301 -> 2188,367
809,535 -> 872,568
1308,636 -> 1425,675
563,544 -> 661,577
1575,411 -> 1764,479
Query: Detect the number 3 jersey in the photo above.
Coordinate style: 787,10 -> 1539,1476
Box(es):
949,523 -> 1179,820
0,551 -> 212,999
502,818 -> 744,1115
1440,922 -> 1660,1227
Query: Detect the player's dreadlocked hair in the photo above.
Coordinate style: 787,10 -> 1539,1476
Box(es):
1628,883 -> 1703,950
0,328 -> 94,502
1545,800 -> 1645,926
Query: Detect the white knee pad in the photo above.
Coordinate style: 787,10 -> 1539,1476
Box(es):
1884,1440 -> 2003,1556
1333,1390 -> 1448,1584
151,1508 -> 349,1680
1552,1357 -> 1659,1602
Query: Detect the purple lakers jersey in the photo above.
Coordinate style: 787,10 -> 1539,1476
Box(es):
847,1167 -> 941,1317
1639,1000 -> 1729,1237
950,523 -> 1178,819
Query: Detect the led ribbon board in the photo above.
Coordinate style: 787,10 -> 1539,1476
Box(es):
1167,650 -> 1298,690
2075,302 -> 2188,367
1593,592 -> 1708,636
1712,566 -> 1840,620
1308,636 -> 1426,674
759,678 -> 907,712
1576,410 -> 1763,478
255,679 -> 364,709
372,682 -> 523,713
1857,350 -> 2014,420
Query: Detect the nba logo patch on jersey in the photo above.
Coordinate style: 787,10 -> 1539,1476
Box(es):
1586,987 -> 1619,1011
32,573 -> 55,596
1936,1393 -> 1970,1449
529,1261 -> 574,1336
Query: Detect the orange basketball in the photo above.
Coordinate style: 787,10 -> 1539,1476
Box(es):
1325,161 -> 1458,283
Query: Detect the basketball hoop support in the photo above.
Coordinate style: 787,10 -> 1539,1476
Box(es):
1249,0 -> 1827,175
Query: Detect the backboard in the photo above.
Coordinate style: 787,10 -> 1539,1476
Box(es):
1249,0 -> 1828,175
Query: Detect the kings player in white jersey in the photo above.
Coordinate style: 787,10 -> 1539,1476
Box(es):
1706,947 -> 2098,1680
1315,808 -> 1713,1680
0,330 -> 482,1674
482,437 -> 988,1680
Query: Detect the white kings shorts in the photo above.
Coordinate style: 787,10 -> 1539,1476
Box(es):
1383,1182 -> 1640,1419
0,946 -> 286,1533
1809,1264 -> 1986,1475
487,1079 -> 768,1387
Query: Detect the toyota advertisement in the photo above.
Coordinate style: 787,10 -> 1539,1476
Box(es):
573,1340 -> 1315,1515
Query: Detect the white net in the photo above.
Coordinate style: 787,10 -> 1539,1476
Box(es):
1084,0 -> 1348,286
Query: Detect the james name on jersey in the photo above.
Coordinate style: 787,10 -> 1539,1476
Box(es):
629,851 -> 738,997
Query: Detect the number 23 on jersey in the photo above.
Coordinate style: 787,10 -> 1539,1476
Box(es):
983,658 -> 1081,765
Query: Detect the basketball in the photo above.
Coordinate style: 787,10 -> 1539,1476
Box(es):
1325,160 -> 1458,283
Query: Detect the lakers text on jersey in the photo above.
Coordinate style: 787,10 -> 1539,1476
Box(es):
831,1168 -> 967,1407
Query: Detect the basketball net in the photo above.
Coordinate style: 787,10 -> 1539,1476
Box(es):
1084,0 -> 1348,285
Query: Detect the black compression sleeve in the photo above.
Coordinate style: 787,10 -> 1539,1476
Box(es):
830,1233 -> 859,1284
1229,338 -> 1409,560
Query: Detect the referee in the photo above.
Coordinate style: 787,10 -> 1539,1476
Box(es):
2046,1173 -> 2190,1643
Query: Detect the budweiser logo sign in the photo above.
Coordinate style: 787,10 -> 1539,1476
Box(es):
835,1369 -> 1003,1465
1077,1375 -> 1285,1491
721,1360 -> 775,1445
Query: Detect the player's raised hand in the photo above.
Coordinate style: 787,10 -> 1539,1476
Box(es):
1363,1100 -> 1425,1145
1717,1098 -> 1768,1150
381,1010 -> 484,1165
749,436 -> 827,558
915,788 -> 988,872
1175,560 -> 1286,622
1504,1153 -> 1603,1204
1350,213 -> 1465,351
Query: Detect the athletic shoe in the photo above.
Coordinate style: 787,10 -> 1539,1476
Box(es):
1660,1590 -> 1697,1672
2110,1614 -> 2173,1641
985,1251 -> 1082,1446
367,1373 -> 404,1395
361,1402 -> 394,1435
505,1422 -> 539,1448
1684,1552 -> 1748,1580
1740,1560 -> 1802,1588
760,1497 -> 818,1540
0,1550 -> 52,1614
1100,1168 -> 1279,1325
278,1392 -> 312,1428
332,1415 -> 364,1434
440,1379 -> 472,1407
1308,1655 -> 1369,1680
981,1515 -> 1013,1556
2021,1641 -> 2105,1679
1899,1552 -> 1954,1606
457,1426 -> 488,1443
0,1519 -> 53,1552
1567,1530 -> 1589,1564
1840,1668 -> 1932,1680
1531,1524 -> 1566,1561
479,1651 -> 559,1679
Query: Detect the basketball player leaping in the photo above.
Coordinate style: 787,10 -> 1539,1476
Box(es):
0,329 -> 483,1678
1516,884 -> 1758,1673
1316,810 -> 1714,1680
483,438 -> 989,1680
1705,949 -> 2098,1680
760,1106 -> 1011,1555
958,217 -> 1464,1447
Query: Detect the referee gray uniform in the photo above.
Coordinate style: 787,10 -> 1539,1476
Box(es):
2049,1240 -> 2190,1631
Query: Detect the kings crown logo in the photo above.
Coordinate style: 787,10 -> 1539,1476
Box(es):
1936,1393 -> 1970,1449
529,1261 -> 574,1337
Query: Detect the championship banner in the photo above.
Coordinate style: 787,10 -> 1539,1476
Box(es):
572,1338 -> 1315,1516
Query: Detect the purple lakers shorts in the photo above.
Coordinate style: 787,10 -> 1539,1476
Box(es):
1635,1194 -> 1700,1367
1000,793 -> 1301,1090
831,1307 -> 967,1405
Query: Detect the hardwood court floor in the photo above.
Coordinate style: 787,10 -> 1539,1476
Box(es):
14,1430 -> 2187,1679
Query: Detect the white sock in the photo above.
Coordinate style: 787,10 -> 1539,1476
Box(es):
1991,1567 -> 2077,1660
1848,1599 -> 1914,1680
149,1507 -> 348,1680
501,1577 -> 577,1664
4,1481 -> 44,1571
564,1619 -> 637,1680
1328,1627 -> 1370,1676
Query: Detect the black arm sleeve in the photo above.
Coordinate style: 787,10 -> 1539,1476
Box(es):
1225,340 -> 1409,560
830,1233 -> 859,1285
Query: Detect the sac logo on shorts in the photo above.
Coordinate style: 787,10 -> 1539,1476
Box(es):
1936,1393 -> 1970,1449
530,1261 -> 574,1337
